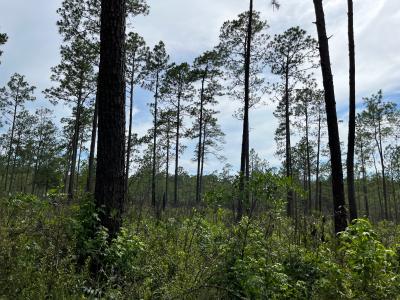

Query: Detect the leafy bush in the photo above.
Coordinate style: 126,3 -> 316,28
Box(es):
1,195 -> 399,299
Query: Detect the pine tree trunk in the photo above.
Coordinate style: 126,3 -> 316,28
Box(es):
76,130 -> 84,193
68,86 -> 83,203
63,144 -> 72,194
284,64 -> 293,217
391,176 -> 398,222
86,93 -> 98,193
164,117 -> 171,210
238,0 -> 253,221
313,0 -> 347,234
196,71 -> 207,203
305,97 -> 312,214
315,105 -> 322,212
346,0 -> 357,222
151,73 -> 159,207
4,98 -> 19,191
174,85 -> 182,206
125,55 -> 136,200
95,0 -> 126,238
200,122 -> 207,199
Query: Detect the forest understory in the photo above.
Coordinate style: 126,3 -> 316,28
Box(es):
1,193 -> 400,299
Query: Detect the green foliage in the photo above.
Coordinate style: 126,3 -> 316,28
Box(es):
338,219 -> 400,298
1,195 -> 400,299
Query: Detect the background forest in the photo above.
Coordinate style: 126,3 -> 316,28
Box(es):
0,0 -> 400,299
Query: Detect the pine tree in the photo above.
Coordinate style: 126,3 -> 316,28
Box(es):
361,90 -> 397,220
124,32 -> 149,198
31,108 -> 61,195
44,37 -> 97,201
144,41 -> 169,207
346,0 -> 357,222
160,63 -> 194,205
157,109 -> 176,209
0,74 -> 36,192
293,81 -> 322,214
56,0 -> 149,195
355,113 -> 371,218
57,0 -> 149,44
7,110 -> 36,192
218,8 -> 269,220
266,26 -> 318,217
191,50 -> 223,203
312,0 -> 347,234
0,31 -> 8,65
94,0 -> 127,238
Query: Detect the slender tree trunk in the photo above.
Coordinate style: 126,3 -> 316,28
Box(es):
391,176 -> 398,222
360,143 -> 369,218
68,86 -> 83,203
200,122 -> 207,198
377,125 -> 389,219
125,55 -> 136,200
32,145 -> 42,194
313,0 -> 347,234
86,93 -> 98,193
174,85 -> 182,206
63,144 -> 72,194
196,71 -> 207,203
305,98 -> 312,214
75,130 -> 84,194
164,117 -> 171,210
4,97 -> 19,191
373,154 -> 384,220
284,64 -> 294,217
9,133 -> 21,193
346,0 -> 357,222
315,106 -> 322,212
95,0 -> 127,238
151,73 -> 159,207
238,0 -> 253,221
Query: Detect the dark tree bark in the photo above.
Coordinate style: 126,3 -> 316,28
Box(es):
284,64 -> 294,217
125,52 -> 136,199
196,71 -> 207,203
68,84 -> 83,202
200,121 -> 207,198
346,0 -> 357,222
391,176 -> 398,222
63,144 -> 72,194
151,73 -> 159,208
86,94 -> 98,193
164,117 -> 171,210
238,0 -> 253,221
305,98 -> 312,214
95,0 -> 126,238
76,129 -> 85,188
312,0 -> 347,234
174,83 -> 182,206
315,105 -> 322,212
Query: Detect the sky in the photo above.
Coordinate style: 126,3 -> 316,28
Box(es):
0,0 -> 399,175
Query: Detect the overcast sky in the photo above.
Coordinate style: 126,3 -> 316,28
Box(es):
0,0 -> 399,174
